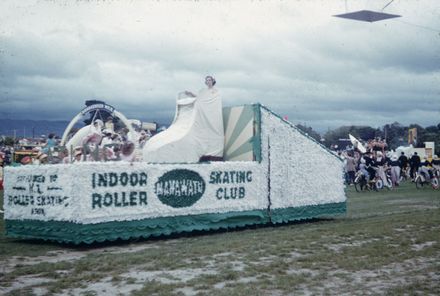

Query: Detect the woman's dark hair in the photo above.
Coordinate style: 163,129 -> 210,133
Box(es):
205,75 -> 216,86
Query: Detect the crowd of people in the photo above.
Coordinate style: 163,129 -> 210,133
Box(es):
0,124 -> 155,168
62,119 -> 154,164
342,147 -> 440,189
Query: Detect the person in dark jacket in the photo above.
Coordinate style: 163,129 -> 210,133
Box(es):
418,157 -> 432,181
364,152 -> 376,181
398,152 -> 408,170
409,152 -> 421,181
398,151 -> 409,180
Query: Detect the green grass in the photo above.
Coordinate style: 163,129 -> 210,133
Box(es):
1,182 -> 439,295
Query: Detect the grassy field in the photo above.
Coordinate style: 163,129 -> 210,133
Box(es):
0,182 -> 439,295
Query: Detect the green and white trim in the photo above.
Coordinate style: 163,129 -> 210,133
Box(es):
223,104 -> 261,162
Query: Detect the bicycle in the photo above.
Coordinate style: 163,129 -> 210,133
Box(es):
399,166 -> 410,183
414,170 -> 439,190
433,167 -> 440,179
354,170 -> 379,192
371,166 -> 392,190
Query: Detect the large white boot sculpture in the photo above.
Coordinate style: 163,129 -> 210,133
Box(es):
143,76 -> 224,163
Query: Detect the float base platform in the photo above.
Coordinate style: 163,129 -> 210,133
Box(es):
5,203 -> 345,244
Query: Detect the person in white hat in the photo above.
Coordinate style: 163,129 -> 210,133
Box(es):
105,116 -> 115,133
138,130 -> 150,149
374,151 -> 392,189
82,119 -> 104,147
100,129 -> 114,148
73,148 -> 83,163
33,151 -> 48,165
38,152 -> 48,164
389,154 -> 400,187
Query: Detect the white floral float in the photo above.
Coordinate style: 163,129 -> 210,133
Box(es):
3,103 -> 346,244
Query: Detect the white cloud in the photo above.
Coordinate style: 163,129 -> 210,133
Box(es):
0,0 -> 439,132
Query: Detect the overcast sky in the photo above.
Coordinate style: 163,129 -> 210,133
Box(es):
0,0 -> 439,133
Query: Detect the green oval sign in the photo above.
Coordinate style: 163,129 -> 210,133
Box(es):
155,169 -> 206,208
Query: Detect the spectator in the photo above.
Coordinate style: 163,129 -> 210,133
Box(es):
34,151 -> 48,165
138,130 -> 150,148
42,133 -> 57,154
100,129 -> 114,148
344,152 -> 356,185
120,141 -> 136,162
73,148 -> 83,163
389,154 -> 401,187
0,151 -> 4,167
20,156 -> 32,165
105,116 -> 115,133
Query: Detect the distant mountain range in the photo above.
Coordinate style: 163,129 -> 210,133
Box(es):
0,118 -> 169,139
0,119 -> 70,138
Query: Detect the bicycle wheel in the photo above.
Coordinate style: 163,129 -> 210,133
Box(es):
354,176 -> 364,192
415,176 -> 424,189
387,177 -> 393,189
399,175 -> 405,183
375,179 -> 384,190
431,177 -> 439,190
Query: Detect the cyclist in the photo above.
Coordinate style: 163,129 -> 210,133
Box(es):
432,155 -> 440,170
374,151 -> 392,189
398,151 -> 408,170
358,156 -> 370,182
432,155 -> 440,180
364,152 -> 376,181
409,152 -> 421,181
418,157 -> 432,182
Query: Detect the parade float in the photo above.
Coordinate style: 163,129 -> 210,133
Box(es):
3,87 -> 346,244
